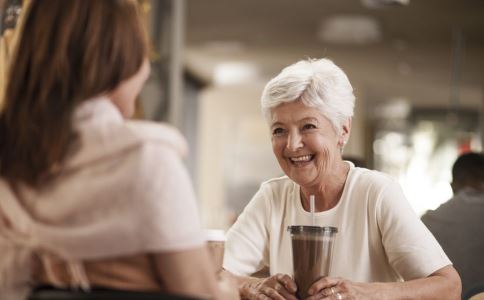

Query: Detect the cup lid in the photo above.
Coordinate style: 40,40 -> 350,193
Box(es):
205,229 -> 226,241
287,225 -> 338,234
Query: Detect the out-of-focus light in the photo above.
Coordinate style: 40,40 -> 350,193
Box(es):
318,15 -> 381,45
428,181 -> 453,210
362,0 -> 410,9
385,132 -> 405,145
373,139 -> 384,154
213,62 -> 259,86
374,98 -> 411,119
201,41 -> 246,53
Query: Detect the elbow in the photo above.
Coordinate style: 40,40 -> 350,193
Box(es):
429,265 -> 461,300
442,266 -> 462,300
450,276 -> 462,300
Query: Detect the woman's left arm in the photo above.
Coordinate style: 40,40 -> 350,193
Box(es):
306,264 -> 461,300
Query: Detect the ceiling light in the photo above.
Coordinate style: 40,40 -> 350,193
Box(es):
362,0 -> 410,9
213,61 -> 259,86
318,15 -> 381,45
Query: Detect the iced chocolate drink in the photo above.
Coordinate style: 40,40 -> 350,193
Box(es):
287,226 -> 337,300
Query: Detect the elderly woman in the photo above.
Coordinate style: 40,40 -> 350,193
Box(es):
222,58 -> 461,300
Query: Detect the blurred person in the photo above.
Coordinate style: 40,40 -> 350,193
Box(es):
0,1 -> 237,299
422,152 -> 484,297
222,58 -> 461,300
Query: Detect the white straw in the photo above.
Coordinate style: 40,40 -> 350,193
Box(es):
310,195 -> 315,226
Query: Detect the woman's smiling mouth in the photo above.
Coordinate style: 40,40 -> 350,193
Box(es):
288,154 -> 315,166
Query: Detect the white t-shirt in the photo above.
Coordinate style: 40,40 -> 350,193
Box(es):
223,163 -> 451,282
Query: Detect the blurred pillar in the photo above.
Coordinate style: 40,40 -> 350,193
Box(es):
344,83 -> 368,163
167,0 -> 185,130
481,84 -> 484,148
141,0 -> 185,129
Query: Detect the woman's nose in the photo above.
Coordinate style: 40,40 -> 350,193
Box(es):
286,131 -> 303,151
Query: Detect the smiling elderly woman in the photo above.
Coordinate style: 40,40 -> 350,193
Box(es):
222,58 -> 461,300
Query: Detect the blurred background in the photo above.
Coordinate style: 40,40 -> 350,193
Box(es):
2,0 -> 483,229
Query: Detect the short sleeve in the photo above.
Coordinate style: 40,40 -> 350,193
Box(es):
223,185 -> 270,276
377,180 -> 451,280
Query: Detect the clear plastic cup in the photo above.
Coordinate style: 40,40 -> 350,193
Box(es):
287,225 -> 338,299
205,229 -> 226,272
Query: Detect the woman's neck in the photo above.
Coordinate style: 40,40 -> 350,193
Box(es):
300,161 -> 350,212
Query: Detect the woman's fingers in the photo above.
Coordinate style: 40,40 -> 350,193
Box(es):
276,273 -> 298,293
245,273 -> 299,300
307,276 -> 341,296
305,277 -> 353,300
256,293 -> 271,300
264,286 -> 287,300
274,282 -> 298,300
306,290 -> 345,300
273,273 -> 298,300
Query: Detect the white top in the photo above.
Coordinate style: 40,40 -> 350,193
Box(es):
223,163 -> 451,282
0,97 -> 204,298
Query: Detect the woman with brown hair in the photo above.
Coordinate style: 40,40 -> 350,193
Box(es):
0,1 -> 236,299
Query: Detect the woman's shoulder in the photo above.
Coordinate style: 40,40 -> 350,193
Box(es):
68,120 -> 187,169
124,120 -> 188,157
117,121 -> 190,179
349,167 -> 399,192
260,175 -> 295,191
254,175 -> 298,204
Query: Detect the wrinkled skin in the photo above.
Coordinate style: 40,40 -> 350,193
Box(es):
240,273 -> 298,300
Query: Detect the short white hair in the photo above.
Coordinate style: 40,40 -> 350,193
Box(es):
261,58 -> 355,134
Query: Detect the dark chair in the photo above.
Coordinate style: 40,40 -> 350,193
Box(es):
28,286 -> 206,300
463,285 -> 484,300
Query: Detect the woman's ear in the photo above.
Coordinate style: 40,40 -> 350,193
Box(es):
339,118 -> 352,146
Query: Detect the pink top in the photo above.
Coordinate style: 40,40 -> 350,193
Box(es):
0,97 -> 204,298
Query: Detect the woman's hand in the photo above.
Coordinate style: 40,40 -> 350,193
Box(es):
240,273 -> 298,300
304,266 -> 461,300
304,276 -> 372,300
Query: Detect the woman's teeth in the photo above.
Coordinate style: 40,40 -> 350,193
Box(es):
290,155 -> 313,162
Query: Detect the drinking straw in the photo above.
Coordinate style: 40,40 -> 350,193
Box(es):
310,195 -> 315,226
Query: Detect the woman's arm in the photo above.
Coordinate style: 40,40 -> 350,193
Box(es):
306,265 -> 461,300
153,246 -> 239,300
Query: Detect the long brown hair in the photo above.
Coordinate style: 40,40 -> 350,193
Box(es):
0,0 -> 148,186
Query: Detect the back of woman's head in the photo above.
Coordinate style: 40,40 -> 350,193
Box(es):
0,0 -> 148,186
260,58 -> 355,134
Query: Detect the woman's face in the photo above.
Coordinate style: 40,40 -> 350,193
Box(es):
110,58 -> 150,118
270,100 -> 349,188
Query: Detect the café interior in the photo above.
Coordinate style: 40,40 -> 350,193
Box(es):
1,1 -> 483,298
1,0 -> 483,229
160,0 -> 484,229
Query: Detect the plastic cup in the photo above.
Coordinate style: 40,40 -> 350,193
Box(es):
287,225 -> 338,299
205,229 -> 226,272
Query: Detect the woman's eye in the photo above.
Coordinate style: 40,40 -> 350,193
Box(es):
272,128 -> 285,136
302,124 -> 316,130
